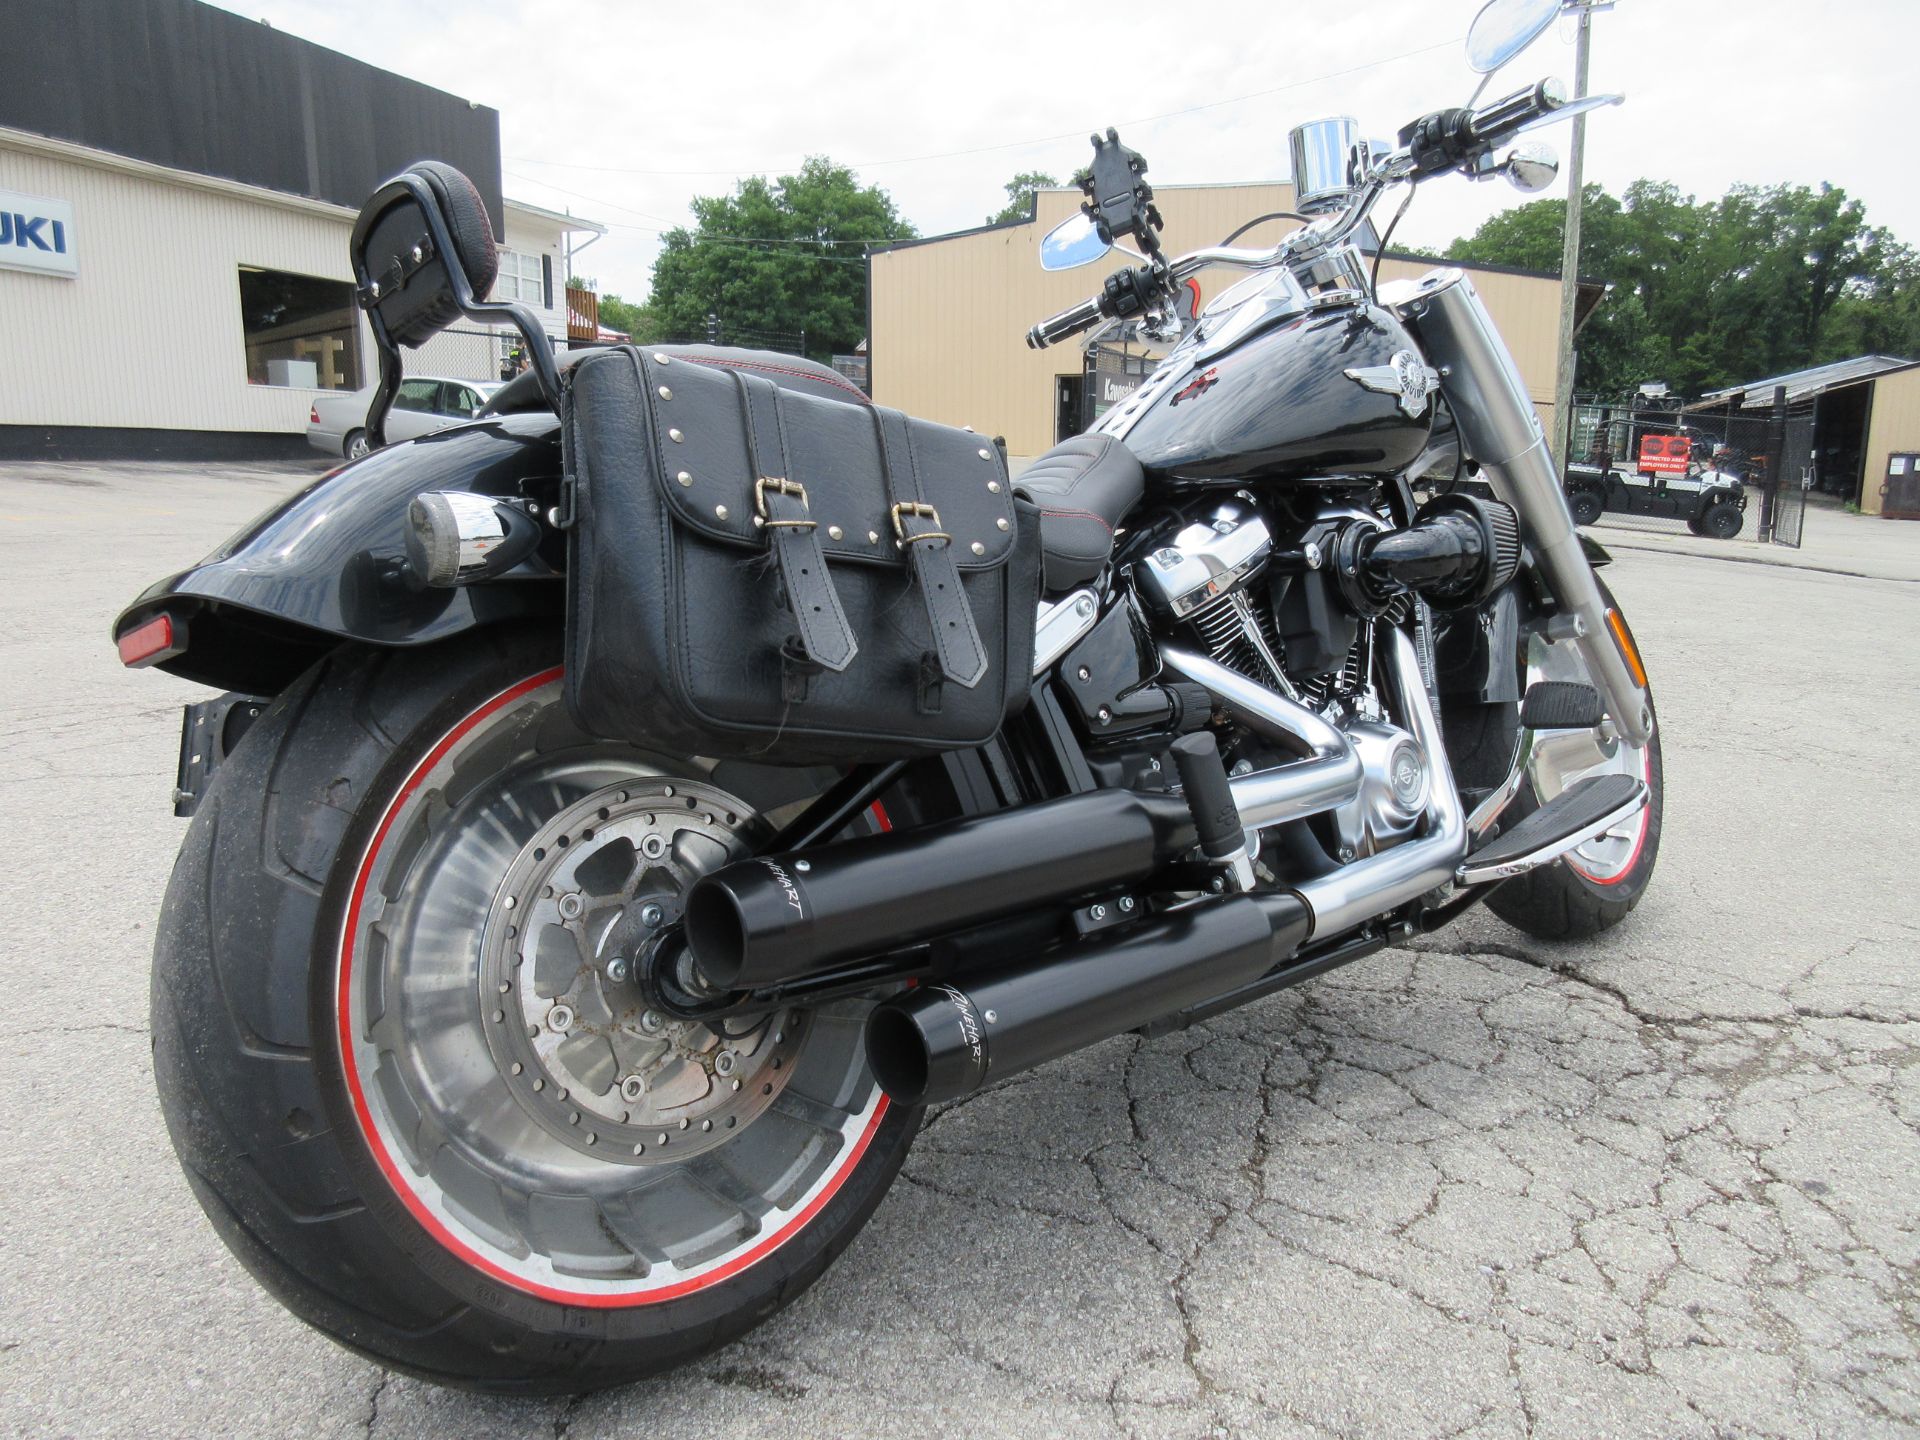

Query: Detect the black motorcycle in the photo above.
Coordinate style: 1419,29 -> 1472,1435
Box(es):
115,0 -> 1659,1394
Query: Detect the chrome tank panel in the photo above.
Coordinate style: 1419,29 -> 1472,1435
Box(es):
1121,303 -> 1434,485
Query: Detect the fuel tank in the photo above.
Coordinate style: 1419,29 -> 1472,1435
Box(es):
1122,302 -> 1435,485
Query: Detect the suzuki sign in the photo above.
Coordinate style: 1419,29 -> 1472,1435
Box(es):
0,189 -> 77,278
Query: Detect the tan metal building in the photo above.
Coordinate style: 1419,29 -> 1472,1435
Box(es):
1864,366 -> 1920,515
1695,355 -> 1920,515
870,184 -> 1578,467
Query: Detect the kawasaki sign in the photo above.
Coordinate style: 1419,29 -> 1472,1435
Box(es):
0,189 -> 77,278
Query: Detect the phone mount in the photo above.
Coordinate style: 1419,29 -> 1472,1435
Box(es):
1076,128 -> 1165,263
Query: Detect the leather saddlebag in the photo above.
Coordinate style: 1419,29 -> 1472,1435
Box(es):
560,345 -> 1041,762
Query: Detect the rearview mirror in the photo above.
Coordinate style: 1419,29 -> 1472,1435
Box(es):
1466,0 -> 1561,74
1500,143 -> 1560,192
1039,213 -> 1113,271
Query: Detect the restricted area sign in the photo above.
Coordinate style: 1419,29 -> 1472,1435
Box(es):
1637,433 -> 1691,477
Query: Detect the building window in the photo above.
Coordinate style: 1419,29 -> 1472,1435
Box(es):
237,266 -> 361,390
496,247 -> 549,307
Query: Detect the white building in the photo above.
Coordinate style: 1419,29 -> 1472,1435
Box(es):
0,0 -> 601,459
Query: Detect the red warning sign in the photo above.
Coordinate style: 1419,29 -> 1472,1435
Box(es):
1637,433 -> 1692,477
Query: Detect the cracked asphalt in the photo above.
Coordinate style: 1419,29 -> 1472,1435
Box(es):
2,460 -> 1916,1439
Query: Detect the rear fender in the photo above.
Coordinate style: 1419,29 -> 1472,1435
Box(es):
112,414 -> 565,694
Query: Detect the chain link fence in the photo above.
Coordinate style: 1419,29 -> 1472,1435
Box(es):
408,325 -> 568,386
1562,393 -> 1810,548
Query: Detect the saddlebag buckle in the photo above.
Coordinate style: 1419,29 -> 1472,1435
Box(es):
890,501 -> 951,550
753,475 -> 817,532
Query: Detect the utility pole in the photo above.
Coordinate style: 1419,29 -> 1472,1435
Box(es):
1549,1 -> 1595,469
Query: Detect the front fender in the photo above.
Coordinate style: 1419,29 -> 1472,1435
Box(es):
114,413 -> 565,693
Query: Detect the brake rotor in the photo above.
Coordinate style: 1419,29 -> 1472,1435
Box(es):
477,778 -> 806,1163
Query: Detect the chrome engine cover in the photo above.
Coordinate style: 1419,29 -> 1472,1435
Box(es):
1330,717 -> 1428,859
1139,502 -> 1271,617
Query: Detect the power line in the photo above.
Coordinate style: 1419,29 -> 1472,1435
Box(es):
504,37 -> 1461,181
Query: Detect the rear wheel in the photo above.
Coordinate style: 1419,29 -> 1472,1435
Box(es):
343,428 -> 370,461
151,629 -> 921,1393
1698,499 -> 1743,539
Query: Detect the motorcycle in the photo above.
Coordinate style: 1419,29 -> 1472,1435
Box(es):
114,0 -> 1659,1394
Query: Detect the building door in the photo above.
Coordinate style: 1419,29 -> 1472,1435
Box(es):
1056,374 -> 1087,442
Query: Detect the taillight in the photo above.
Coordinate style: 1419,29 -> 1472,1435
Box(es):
310,404 -> 320,424
117,613 -> 187,668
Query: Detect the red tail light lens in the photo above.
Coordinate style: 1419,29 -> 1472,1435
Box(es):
310,404 -> 320,424
117,613 -> 186,668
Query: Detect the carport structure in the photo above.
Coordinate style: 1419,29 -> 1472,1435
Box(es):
1687,354 -> 1920,516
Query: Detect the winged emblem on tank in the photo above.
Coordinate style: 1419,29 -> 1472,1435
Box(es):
1344,350 -> 1442,419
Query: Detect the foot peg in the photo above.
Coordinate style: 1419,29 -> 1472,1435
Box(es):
1521,680 -> 1603,730
1171,733 -> 1256,892
1457,773 -> 1646,885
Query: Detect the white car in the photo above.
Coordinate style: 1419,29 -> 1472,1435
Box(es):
306,376 -> 501,460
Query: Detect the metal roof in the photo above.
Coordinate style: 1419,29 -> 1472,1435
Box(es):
1694,354 -> 1919,410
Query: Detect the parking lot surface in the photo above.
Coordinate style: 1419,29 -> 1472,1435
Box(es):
3,459 -> 1916,1439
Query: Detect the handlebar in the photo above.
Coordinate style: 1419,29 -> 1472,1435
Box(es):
1468,78 -> 1565,144
1026,295 -> 1109,350
1027,77 -> 1592,349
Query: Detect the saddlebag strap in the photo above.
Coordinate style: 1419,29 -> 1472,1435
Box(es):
735,372 -> 858,674
874,406 -> 988,690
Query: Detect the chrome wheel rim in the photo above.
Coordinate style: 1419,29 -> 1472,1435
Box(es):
336,672 -> 885,1305
1524,636 -> 1654,885
346,433 -> 370,460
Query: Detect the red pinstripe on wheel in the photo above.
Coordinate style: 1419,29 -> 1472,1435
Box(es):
333,669 -> 888,1307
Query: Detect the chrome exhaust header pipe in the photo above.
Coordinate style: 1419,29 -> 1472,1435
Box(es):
1161,647 -> 1366,830
1391,269 -> 1653,745
1293,628 -> 1466,936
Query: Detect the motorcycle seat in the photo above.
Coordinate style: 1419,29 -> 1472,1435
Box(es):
1014,434 -> 1144,590
482,344 -> 872,416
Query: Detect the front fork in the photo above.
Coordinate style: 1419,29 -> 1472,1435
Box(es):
1394,270 -> 1654,746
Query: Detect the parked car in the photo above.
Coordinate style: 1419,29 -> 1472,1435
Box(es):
306,376 -> 500,460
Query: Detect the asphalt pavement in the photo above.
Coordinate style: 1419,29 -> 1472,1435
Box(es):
2,459 -> 1916,1439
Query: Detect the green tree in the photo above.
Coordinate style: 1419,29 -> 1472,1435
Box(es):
567,277 -> 662,343
646,159 -> 914,359
1444,178 -> 1912,399
989,171 -> 1059,225
596,293 -> 662,343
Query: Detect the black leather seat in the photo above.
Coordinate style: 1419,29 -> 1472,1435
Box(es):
1014,433 -> 1145,590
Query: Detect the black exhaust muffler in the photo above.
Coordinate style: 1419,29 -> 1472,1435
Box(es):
863,891 -> 1311,1106
683,788 -> 1195,991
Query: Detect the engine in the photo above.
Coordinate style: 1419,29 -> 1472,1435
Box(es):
1138,494 -> 1518,857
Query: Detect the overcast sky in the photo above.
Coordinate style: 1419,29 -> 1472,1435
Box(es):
213,0 -> 1920,298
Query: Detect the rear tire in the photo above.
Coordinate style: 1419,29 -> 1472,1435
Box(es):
1699,499 -> 1743,539
343,429 -> 370,461
151,628 -> 920,1393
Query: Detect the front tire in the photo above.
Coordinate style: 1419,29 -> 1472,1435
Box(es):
1452,581 -> 1663,941
151,629 -> 919,1393
1567,486 -> 1605,527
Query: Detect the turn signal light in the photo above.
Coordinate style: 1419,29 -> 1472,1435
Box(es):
117,613 -> 186,668
1605,608 -> 1647,689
